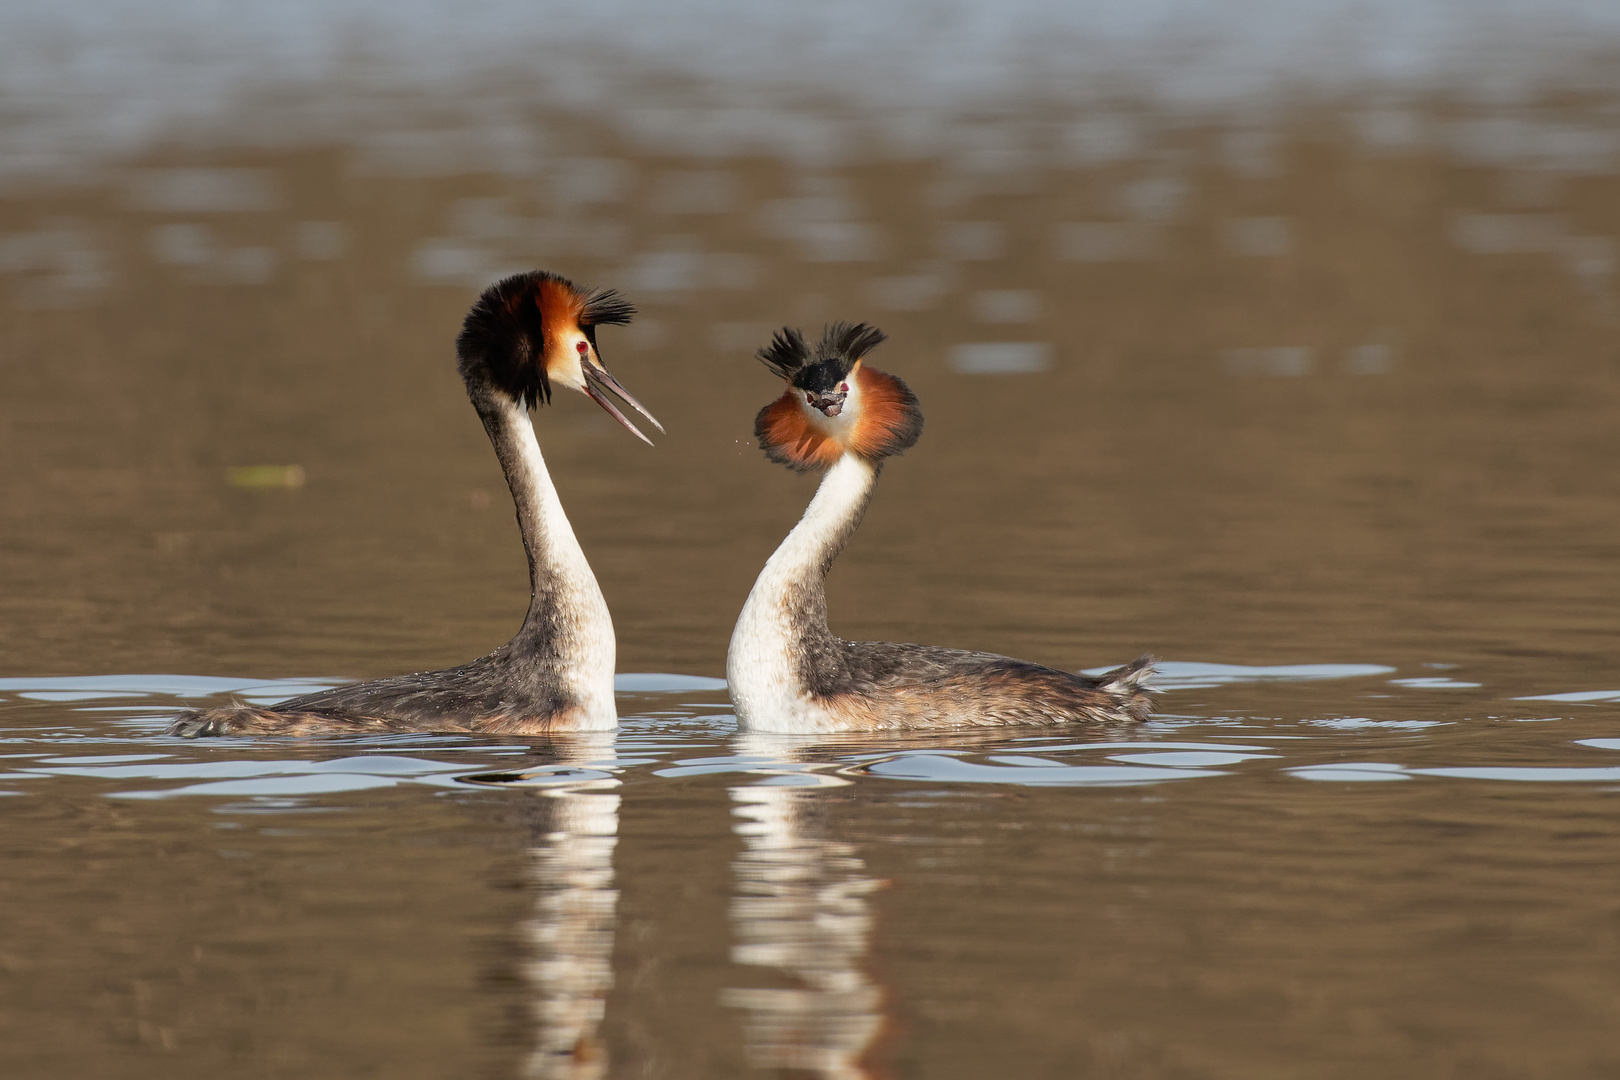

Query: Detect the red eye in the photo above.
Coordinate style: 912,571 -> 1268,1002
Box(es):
576,341 -> 589,355
805,392 -> 815,404
838,382 -> 849,392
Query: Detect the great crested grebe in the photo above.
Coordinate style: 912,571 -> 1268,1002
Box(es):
167,270 -> 660,738
726,322 -> 1154,733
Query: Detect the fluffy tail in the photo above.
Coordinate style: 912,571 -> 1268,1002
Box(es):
1095,654 -> 1158,722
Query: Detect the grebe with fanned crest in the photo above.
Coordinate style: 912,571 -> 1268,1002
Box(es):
168,270 -> 660,737
726,322 -> 1154,733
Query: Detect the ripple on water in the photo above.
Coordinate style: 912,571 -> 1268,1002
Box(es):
1108,661 -> 1397,689
2,665 -> 1620,805
1516,690 -> 1620,703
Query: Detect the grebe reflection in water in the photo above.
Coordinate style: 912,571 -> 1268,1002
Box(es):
169,272 -> 660,738
519,755 -> 621,1080
724,769 -> 887,1079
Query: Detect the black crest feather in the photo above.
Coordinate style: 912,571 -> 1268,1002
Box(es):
756,321 -> 887,392
581,289 -> 636,327
826,321 -> 887,364
756,327 -> 811,381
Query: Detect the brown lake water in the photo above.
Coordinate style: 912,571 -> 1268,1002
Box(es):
4,17 -> 1620,1075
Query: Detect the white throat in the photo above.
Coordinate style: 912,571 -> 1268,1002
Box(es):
503,398 -> 617,728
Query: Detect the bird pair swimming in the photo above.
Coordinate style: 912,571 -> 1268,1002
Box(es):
167,271 -> 1153,738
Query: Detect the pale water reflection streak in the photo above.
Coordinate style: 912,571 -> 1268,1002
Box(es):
724,773 -> 886,1079
520,782 -> 621,1080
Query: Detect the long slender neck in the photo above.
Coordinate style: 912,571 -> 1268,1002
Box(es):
728,454 -> 879,707
472,390 -> 616,720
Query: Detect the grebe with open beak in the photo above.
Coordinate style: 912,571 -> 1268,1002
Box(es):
726,322 -> 1153,733
169,271 -> 660,737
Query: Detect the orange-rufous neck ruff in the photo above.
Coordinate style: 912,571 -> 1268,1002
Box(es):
756,363 -> 921,472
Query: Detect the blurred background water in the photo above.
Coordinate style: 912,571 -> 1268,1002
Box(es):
3,2 -> 1620,1077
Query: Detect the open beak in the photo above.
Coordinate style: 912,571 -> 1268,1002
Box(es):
583,358 -> 664,446
806,389 -> 847,418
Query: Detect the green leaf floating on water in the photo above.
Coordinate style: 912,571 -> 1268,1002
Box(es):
227,465 -> 305,489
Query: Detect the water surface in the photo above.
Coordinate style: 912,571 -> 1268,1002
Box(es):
5,668 -> 1620,1077
5,5 -> 1620,1075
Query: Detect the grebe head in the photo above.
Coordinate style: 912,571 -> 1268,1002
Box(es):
753,321 -> 923,473
455,270 -> 663,444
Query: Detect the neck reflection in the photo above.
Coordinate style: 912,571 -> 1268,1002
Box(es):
723,773 -> 888,1078
517,737 -> 621,1080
